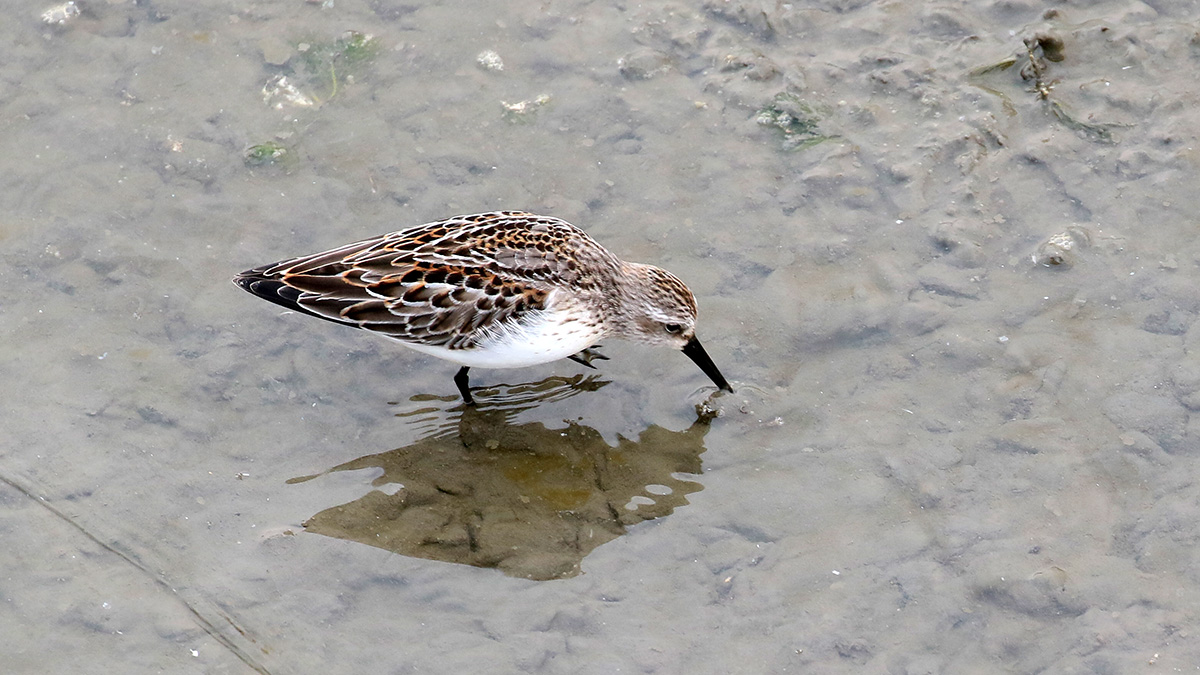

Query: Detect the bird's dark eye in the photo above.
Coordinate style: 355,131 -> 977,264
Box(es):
664,323 -> 683,334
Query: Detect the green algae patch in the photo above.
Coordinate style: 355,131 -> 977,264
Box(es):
294,30 -> 380,102
755,92 -> 835,151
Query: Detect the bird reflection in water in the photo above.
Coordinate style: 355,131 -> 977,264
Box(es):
288,374 -> 717,580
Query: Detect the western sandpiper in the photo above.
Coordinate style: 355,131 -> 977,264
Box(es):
234,211 -> 732,404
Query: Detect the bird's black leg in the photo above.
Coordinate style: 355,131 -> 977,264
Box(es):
454,366 -> 475,405
567,345 -> 609,369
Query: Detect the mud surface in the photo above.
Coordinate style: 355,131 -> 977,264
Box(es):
3,0 -> 1200,672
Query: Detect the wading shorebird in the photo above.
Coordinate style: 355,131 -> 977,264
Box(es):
234,211 -> 732,405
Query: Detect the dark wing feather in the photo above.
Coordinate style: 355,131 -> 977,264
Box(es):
343,211 -> 617,289
233,212 -> 585,349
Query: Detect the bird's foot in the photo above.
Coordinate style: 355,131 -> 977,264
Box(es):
454,366 -> 477,405
567,346 -> 610,369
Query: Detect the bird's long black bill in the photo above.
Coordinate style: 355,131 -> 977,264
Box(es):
682,336 -> 733,392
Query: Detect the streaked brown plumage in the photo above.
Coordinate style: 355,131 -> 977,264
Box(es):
234,211 -> 731,404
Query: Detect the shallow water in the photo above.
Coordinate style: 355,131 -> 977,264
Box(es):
4,0 -> 1200,672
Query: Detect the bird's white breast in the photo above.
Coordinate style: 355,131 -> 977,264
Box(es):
388,293 -> 604,369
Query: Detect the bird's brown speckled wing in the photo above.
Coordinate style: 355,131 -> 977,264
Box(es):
233,212 -> 615,349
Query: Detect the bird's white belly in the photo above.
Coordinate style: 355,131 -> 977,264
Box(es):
388,308 -> 603,369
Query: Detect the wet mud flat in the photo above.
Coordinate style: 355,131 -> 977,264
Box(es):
3,0 -> 1200,672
